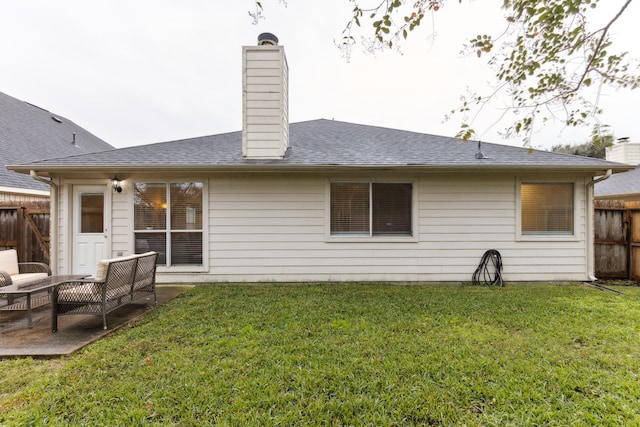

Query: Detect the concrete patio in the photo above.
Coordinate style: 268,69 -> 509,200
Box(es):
0,284 -> 192,358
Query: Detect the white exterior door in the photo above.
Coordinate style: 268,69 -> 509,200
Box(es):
72,186 -> 108,277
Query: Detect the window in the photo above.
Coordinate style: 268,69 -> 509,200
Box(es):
80,193 -> 104,233
520,182 -> 574,235
134,182 -> 204,266
330,182 -> 412,236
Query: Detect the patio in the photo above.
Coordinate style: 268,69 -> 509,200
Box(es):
0,284 -> 191,358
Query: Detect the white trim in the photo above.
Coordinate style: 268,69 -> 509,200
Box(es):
50,178 -> 59,274
516,177 -> 580,242
325,178 -> 419,243
0,186 -> 50,196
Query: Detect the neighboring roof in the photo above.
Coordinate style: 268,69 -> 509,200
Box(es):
1,91 -> 114,193
595,166 -> 640,198
8,119 -> 632,175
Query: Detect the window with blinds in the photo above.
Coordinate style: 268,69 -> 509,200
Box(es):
330,182 -> 412,236
521,182 -> 574,235
134,182 -> 204,266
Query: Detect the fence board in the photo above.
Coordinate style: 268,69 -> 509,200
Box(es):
594,206 -> 628,278
0,201 -> 50,264
0,208 -> 18,249
630,210 -> 640,281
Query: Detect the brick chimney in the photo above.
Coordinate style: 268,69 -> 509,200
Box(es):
242,33 -> 289,159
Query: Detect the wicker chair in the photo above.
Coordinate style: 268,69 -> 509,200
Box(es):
51,252 -> 158,332
0,249 -> 51,304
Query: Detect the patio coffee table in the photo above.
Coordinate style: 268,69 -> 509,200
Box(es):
0,275 -> 87,328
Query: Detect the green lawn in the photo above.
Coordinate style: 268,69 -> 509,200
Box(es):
1,283 -> 639,426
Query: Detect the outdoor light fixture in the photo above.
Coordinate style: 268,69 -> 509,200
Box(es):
112,177 -> 122,193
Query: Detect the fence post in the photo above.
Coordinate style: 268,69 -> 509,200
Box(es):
18,206 -> 25,262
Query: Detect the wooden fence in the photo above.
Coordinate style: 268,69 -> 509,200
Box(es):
594,200 -> 640,280
0,201 -> 50,264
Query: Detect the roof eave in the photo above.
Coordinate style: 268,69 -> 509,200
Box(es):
8,162 -> 633,177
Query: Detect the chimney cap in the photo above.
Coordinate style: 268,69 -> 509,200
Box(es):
258,32 -> 279,46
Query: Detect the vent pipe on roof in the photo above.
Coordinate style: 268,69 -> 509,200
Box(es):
72,133 -> 77,147
475,141 -> 490,159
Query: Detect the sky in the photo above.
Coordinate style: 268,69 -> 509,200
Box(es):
1,0 -> 638,150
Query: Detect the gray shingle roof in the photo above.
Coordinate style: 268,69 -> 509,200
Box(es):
595,165 -> 640,198
9,119 -> 630,173
1,91 -> 113,192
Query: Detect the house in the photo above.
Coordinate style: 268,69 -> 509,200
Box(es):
595,139 -> 640,203
0,91 -> 113,202
7,34 -> 633,283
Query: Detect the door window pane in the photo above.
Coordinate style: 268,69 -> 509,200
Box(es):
80,193 -> 103,233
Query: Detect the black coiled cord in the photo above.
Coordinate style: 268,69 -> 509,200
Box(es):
472,249 -> 503,287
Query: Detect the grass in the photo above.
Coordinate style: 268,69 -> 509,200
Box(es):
1,283 -> 640,426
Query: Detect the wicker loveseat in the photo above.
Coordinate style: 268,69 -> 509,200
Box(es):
1,249 -> 52,304
51,251 -> 158,332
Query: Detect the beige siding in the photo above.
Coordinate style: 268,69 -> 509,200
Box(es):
418,174 -> 587,281
54,172 -> 592,283
197,172 -> 591,283
111,189 -> 131,256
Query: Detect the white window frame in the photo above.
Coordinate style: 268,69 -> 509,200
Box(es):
516,178 -> 579,241
325,179 -> 418,243
133,180 -> 208,273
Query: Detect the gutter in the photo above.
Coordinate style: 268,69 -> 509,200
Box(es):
585,169 -> 613,282
30,170 -> 57,188
8,163 -> 634,175
589,169 -> 613,186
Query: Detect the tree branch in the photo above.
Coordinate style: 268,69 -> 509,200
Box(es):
572,0 -> 633,92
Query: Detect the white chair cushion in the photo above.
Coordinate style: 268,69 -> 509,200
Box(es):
93,252 -> 148,281
11,273 -> 48,286
95,260 -> 110,281
0,250 -> 19,276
